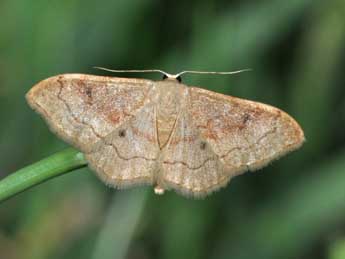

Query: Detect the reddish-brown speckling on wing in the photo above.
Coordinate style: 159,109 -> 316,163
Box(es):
107,112 -> 121,124
197,119 -> 221,140
168,135 -> 198,145
132,125 -> 157,143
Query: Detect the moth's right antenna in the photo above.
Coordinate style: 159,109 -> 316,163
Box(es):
175,69 -> 252,78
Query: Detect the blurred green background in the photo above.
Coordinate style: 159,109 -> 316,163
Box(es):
1,1 -> 345,259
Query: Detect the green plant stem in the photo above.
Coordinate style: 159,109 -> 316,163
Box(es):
0,148 -> 87,202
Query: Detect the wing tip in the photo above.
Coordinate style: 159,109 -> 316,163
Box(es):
280,109 -> 305,149
26,74 -> 62,105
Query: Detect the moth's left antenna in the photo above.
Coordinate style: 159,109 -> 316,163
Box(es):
94,67 -> 174,78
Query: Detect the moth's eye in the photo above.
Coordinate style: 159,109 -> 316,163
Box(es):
162,74 -> 168,80
200,141 -> 207,150
176,76 -> 182,83
119,129 -> 126,137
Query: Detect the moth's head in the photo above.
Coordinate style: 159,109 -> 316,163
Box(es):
162,73 -> 182,83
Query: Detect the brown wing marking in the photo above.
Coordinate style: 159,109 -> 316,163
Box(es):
188,87 -> 304,175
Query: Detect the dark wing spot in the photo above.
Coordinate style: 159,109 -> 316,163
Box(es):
242,113 -> 250,124
200,141 -> 207,150
86,87 -> 92,98
119,129 -> 126,137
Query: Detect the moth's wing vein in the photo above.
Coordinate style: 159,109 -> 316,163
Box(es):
85,102 -> 160,188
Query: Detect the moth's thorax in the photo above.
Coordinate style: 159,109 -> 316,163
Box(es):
155,80 -> 187,148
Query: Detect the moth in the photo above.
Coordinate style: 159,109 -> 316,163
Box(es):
26,69 -> 304,197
